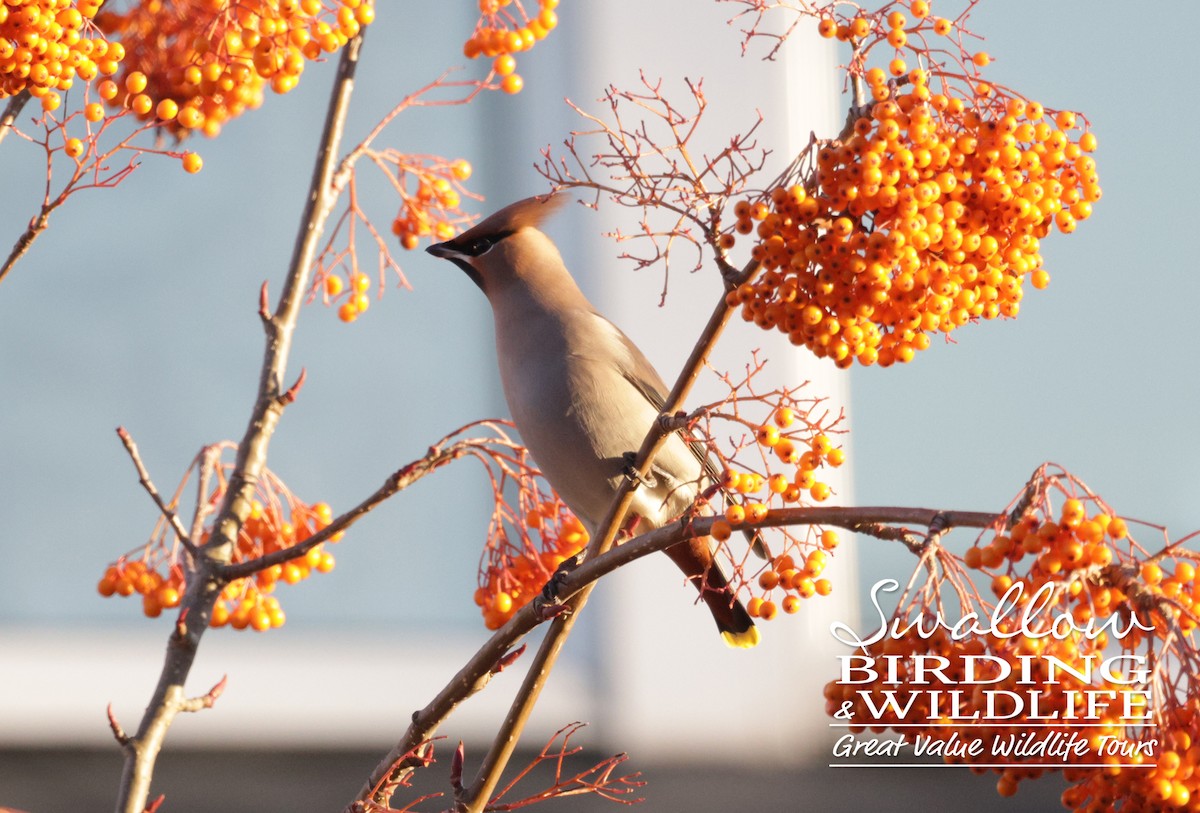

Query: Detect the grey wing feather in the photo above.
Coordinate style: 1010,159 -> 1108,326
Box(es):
607,317 -> 769,558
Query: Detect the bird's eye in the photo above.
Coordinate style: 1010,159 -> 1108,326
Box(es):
466,237 -> 495,256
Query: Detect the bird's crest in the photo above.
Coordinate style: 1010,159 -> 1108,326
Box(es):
461,193 -> 569,241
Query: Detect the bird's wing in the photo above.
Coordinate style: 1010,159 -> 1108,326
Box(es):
605,314 -> 769,558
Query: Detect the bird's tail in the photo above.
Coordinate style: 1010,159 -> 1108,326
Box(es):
664,536 -> 759,649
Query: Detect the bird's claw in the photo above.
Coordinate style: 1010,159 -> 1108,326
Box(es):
622,452 -> 656,490
536,602 -> 573,621
540,553 -> 580,603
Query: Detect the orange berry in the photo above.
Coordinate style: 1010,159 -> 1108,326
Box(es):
711,519 -> 732,541
125,92 -> 151,115
963,546 -> 983,569
451,159 -> 472,180
155,98 -> 179,121
500,73 -> 523,94
181,152 -> 203,174
756,424 -> 780,447
758,570 -> 780,590
324,275 -> 344,297
125,71 -> 147,94
493,53 -> 516,76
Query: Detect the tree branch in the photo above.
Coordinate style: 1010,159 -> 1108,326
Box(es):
114,30 -> 367,813
221,437 -> 481,580
0,91 -> 28,147
116,426 -> 198,557
350,497 -> 998,811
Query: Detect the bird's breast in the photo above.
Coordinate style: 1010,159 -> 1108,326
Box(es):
495,311 -> 697,530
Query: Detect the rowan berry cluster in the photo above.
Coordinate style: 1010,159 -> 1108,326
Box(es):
742,531 -> 838,620
99,447 -> 341,632
826,468 -> 1199,810
699,391 -> 845,616
95,0 -> 375,138
462,0 -> 559,94
725,1 -> 1098,366
475,498 -> 588,630
1,0 -> 118,108
315,155 -> 474,323
209,497 -> 339,631
390,157 -> 475,251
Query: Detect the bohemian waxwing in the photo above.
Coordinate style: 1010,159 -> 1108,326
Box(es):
427,194 -> 758,648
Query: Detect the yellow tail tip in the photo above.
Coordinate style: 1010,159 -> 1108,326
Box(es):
721,626 -> 760,649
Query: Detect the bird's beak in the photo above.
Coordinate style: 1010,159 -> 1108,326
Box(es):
426,241 -> 459,260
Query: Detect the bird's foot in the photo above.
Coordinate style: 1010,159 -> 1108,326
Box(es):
536,602 -> 573,621
539,553 -> 580,603
533,555 -> 581,620
622,452 -> 657,490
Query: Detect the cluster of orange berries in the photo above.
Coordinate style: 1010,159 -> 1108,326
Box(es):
100,496 -> 339,632
98,558 -> 185,619
744,531 -> 838,620
710,409 -> 844,535
965,499 -> 1198,640
474,499 -> 588,630
728,65 -> 1097,367
701,406 -> 843,618
1,0 -> 118,107
724,1 -> 1098,367
323,270 -> 373,323
463,0 -> 558,95
390,158 -> 474,251
817,1 -> 949,48
210,495 -> 339,630
96,0 -> 374,138
1061,698 -> 1199,812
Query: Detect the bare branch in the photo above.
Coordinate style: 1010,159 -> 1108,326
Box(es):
115,31 -> 368,813
220,434 -> 484,580
116,426 -> 197,557
0,91 -> 30,146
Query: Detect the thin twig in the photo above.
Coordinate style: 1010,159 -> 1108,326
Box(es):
117,427 -> 198,557
221,437 -> 480,579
